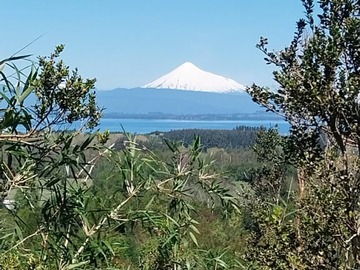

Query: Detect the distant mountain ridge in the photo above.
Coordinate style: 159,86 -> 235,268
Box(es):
141,62 -> 245,93
96,87 -> 262,115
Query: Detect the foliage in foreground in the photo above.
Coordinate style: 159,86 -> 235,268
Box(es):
0,48 -> 243,269
5,1 -> 360,269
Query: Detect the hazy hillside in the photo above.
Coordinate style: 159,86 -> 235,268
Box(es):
96,88 -> 262,115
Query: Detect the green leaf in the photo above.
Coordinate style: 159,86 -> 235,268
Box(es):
189,224 -> 200,235
66,261 -> 90,269
189,231 -> 199,247
18,85 -> 34,104
80,133 -> 96,151
145,195 -> 156,209
0,54 -> 32,66
0,77 -> 13,101
164,139 -> 178,153
102,240 -> 114,255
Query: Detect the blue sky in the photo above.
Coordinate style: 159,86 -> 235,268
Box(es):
2,1 -> 304,90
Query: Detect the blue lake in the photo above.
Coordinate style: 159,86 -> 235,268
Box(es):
93,118 -> 290,134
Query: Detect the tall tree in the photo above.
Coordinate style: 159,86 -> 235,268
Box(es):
247,0 -> 360,268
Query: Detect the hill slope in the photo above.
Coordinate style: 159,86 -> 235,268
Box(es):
96,88 -> 261,115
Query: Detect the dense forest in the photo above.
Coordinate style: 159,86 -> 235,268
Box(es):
154,126 -> 262,149
1,0 -> 360,269
108,126 -> 262,152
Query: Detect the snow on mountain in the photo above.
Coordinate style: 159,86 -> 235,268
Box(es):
141,62 -> 246,93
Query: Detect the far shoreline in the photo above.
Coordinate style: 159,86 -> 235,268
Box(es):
101,112 -> 283,122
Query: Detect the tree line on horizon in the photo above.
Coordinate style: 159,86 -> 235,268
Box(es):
155,126 -> 262,150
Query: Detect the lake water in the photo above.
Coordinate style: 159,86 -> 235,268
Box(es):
95,118 -> 290,134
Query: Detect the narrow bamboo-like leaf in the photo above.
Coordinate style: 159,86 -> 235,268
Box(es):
103,240 -> 115,255
162,233 -> 177,248
18,85 -> 34,104
80,133 -> 96,151
66,261 -> 90,269
189,224 -> 200,235
0,91 -> 10,105
164,139 -> 178,153
0,233 -> 14,240
189,231 -> 199,247
145,195 -> 156,209
0,54 -> 32,66
22,65 -> 37,91
0,71 -> 15,92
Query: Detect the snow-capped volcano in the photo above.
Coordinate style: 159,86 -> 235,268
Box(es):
141,62 -> 246,93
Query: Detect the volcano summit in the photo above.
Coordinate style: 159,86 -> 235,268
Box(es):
142,62 -> 246,93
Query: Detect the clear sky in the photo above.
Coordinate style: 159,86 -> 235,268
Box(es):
2,1 -> 304,90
